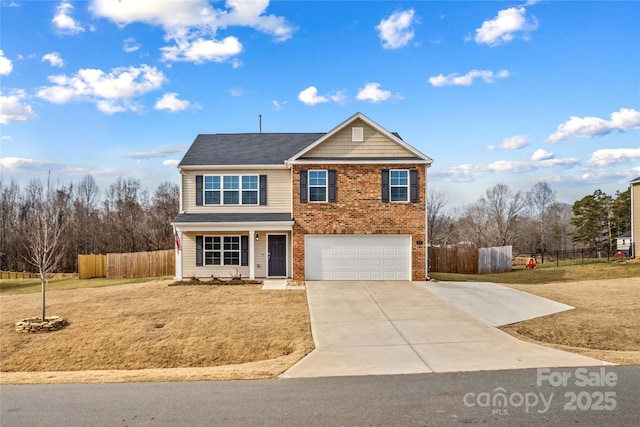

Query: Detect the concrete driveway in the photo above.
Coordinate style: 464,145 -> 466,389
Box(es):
282,281 -> 606,378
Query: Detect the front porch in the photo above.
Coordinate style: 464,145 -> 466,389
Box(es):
172,213 -> 293,281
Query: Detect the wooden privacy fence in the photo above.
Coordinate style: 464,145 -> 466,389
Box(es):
77,254 -> 107,279
430,245 -> 512,274
478,246 -> 512,274
1,271 -> 78,280
78,250 -> 175,279
107,249 -> 175,279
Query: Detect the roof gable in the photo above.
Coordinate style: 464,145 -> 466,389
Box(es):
288,112 -> 432,164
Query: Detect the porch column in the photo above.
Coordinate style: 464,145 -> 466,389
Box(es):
174,227 -> 183,281
249,230 -> 255,280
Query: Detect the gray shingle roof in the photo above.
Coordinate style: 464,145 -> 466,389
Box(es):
179,133 -> 325,166
173,213 -> 292,223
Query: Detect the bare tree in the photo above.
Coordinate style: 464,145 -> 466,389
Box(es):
20,176 -> 72,320
457,201 -> 491,248
427,189 -> 459,246
0,178 -> 21,270
146,182 -> 179,250
481,184 -> 524,246
526,181 -> 556,261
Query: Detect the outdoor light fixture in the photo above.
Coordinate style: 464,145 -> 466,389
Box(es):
256,233 -> 260,241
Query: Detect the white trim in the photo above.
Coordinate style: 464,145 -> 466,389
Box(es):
179,171 -> 184,214
287,112 -> 433,164
425,165 -> 429,279
389,169 -> 409,203
249,230 -> 255,280
203,174 -> 259,206
174,227 -> 183,280
266,233 -> 288,278
308,169 -> 328,203
180,164 -> 287,171
173,221 -> 293,233
288,158 -> 431,165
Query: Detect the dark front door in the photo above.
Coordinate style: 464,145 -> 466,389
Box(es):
268,235 -> 287,277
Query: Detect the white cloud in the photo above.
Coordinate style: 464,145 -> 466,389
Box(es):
0,50 -> 13,75
429,69 -> 509,87
488,135 -> 528,150
432,154 -> 579,182
53,0 -> 85,34
330,90 -> 348,104
531,148 -> 553,161
42,52 -> 65,67
548,108 -> 640,142
474,6 -> 538,47
272,100 -> 287,111
587,148 -> 640,167
37,64 -> 166,114
0,90 -> 37,124
160,35 -> 243,63
154,92 -> 191,112
130,145 -> 188,159
356,83 -> 401,103
162,159 -> 180,167
90,0 -> 295,63
581,166 -> 640,183
376,9 -> 417,49
1,135 -> 12,141
0,157 -> 57,172
298,86 -> 329,106
123,37 -> 141,53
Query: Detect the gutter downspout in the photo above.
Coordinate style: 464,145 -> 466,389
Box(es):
425,164 -> 430,280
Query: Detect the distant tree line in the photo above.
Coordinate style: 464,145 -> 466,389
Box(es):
0,175 -> 179,273
428,182 -> 631,256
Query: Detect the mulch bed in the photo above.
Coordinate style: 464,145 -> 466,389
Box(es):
169,278 -> 263,286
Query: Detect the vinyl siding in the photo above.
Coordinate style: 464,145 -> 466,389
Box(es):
303,118 -> 414,158
181,231 -> 291,278
182,168 -> 292,213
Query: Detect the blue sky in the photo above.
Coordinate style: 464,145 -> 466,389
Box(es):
1,0 -> 639,207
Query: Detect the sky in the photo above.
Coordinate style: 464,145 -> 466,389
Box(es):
1,0 -> 639,208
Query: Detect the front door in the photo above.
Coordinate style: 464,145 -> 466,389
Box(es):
268,235 -> 287,277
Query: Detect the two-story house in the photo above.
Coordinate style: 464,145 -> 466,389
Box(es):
172,112 -> 433,281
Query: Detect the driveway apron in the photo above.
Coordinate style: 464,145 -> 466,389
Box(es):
282,281 -> 605,378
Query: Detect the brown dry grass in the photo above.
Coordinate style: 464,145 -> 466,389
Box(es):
500,277 -> 640,365
0,280 -> 314,384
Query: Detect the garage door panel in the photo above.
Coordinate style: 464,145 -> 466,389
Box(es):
305,235 -> 411,281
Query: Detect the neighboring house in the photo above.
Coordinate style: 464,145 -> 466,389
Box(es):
631,176 -> 640,258
172,112 -> 433,281
616,231 -> 631,255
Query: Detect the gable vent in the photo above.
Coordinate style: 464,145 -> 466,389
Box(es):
352,127 -> 364,142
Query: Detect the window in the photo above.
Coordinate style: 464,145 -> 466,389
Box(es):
203,175 -> 258,205
204,236 -> 240,265
308,170 -> 327,202
390,170 -> 409,202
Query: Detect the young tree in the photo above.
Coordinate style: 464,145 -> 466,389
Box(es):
20,176 -> 72,320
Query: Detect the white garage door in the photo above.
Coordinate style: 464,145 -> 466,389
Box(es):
305,235 -> 411,281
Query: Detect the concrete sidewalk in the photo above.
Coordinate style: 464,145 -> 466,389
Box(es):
282,281 -> 606,378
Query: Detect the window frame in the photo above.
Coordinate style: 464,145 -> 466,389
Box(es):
203,174 -> 259,206
308,169 -> 328,203
203,235 -> 241,266
389,169 -> 409,203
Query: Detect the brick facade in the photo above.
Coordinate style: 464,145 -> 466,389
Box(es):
292,164 -> 427,281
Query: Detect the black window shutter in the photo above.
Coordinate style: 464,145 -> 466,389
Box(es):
381,169 -> 390,202
241,236 -> 249,266
259,175 -> 267,205
328,170 -> 336,202
196,236 -> 203,266
299,170 -> 308,203
196,175 -> 203,206
410,169 -> 419,202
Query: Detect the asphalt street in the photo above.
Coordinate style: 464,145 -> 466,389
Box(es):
1,366 -> 638,426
